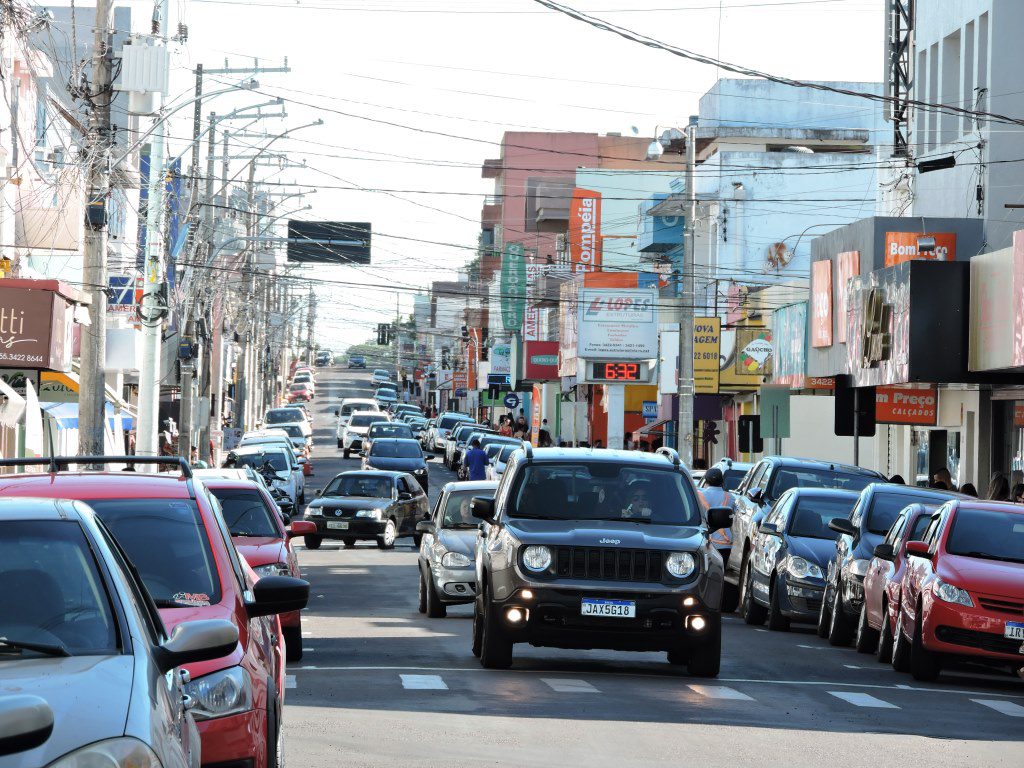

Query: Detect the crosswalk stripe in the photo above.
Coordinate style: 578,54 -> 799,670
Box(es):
971,699 -> 1024,717
541,678 -> 600,693
400,674 -> 448,690
828,691 -> 898,708
285,674 -> 297,689
688,685 -> 753,701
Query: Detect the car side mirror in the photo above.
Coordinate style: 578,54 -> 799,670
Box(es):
297,457 -> 307,465
0,695 -> 54,757
152,619 -> 239,673
747,487 -> 763,504
827,518 -> 857,537
707,506 -> 732,532
424,455 -> 434,461
289,521 -> 317,539
334,409 -> 339,417
471,496 -> 496,524
316,489 -> 323,497
399,491 -> 413,501
759,521 -> 780,535
246,575 -> 310,618
416,520 -> 436,534
873,543 -> 896,561
905,540 -> 932,559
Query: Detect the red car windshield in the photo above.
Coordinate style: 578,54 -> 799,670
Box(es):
208,488 -> 281,538
946,507 -> 1024,565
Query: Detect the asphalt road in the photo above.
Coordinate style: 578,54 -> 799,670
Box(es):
284,367 -> 1024,768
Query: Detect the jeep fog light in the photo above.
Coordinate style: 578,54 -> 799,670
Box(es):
506,607 -> 527,623
682,596 -> 697,608
686,615 -> 707,632
521,589 -> 534,600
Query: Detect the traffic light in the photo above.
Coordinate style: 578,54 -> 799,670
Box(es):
377,323 -> 388,346
834,377 -> 876,437
738,415 -> 763,454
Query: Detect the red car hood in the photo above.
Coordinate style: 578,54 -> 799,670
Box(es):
234,536 -> 287,568
159,599 -> 246,677
942,554 -> 1024,599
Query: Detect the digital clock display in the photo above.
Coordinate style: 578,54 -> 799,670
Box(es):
593,362 -> 643,381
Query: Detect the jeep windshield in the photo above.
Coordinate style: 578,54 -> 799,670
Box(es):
508,462 -> 702,526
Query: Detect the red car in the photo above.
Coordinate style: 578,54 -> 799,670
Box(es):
894,499 -> 1024,681
858,502 -> 938,659
201,477 -> 316,661
287,384 -> 313,403
0,456 -> 309,768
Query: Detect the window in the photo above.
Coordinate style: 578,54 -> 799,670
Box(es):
883,513 -> 907,547
722,469 -> 748,492
234,450 -> 292,472
767,467 -> 878,502
945,507 -> 1024,565
908,512 -> 933,542
787,495 -> 859,540
369,424 -> 413,440
865,493 -> 948,536
349,414 -> 384,428
322,474 -> 393,499
441,490 -> 486,529
266,408 -> 304,424
371,441 -> 422,459
207,488 -> 281,538
746,462 -> 769,494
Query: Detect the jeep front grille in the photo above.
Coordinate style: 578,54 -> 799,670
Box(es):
553,546 -> 664,583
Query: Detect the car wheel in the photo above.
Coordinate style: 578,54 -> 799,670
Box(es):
720,581 -> 739,614
891,609 -> 912,672
741,560 -> 767,625
827,584 -> 855,646
479,593 -> 513,669
298,491 -> 305,505
855,602 -> 879,654
376,519 -> 397,550
686,614 -> 721,678
304,535 -> 322,550
417,571 -> 427,614
766,576 -> 790,632
413,533 -> 423,548
875,599 -> 895,663
283,625 -> 303,662
666,645 -> 689,666
816,581 -> 833,639
909,606 -> 941,681
343,449 -> 350,459
336,438 -> 343,448
471,594 -> 484,658
342,537 -> 356,548
425,573 -> 447,619
266,682 -> 281,768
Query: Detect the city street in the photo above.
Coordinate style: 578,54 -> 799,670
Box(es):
285,367 -> 1024,768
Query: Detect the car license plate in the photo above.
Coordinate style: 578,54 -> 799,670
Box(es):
581,598 -> 636,618
327,521 -> 349,530
1004,621 -> 1024,640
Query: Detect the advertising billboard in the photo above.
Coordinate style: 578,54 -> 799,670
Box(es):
578,288 -> 658,360
490,343 -> 512,376
772,302 -> 806,388
875,385 -> 938,425
569,188 -> 602,274
523,340 -> 559,380
693,317 -> 721,394
835,250 -> 860,344
811,259 -> 833,348
523,260 -> 546,342
884,232 -> 956,267
500,242 -> 526,333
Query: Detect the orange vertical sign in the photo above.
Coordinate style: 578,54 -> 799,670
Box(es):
570,188 -> 602,274
835,251 -> 860,343
811,259 -> 833,348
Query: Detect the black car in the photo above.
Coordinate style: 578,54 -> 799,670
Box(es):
303,471 -> 430,549
364,421 -> 414,455
361,438 -> 432,491
818,483 -> 963,646
742,488 -> 861,630
470,446 -> 732,676
444,423 -> 492,470
348,356 -> 366,368
726,457 -> 885,613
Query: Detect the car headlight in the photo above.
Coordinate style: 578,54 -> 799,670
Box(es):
184,666 -> 252,720
665,552 -> 697,579
844,558 -> 871,579
786,556 -> 824,581
272,477 -> 287,488
442,551 -> 474,568
522,545 -> 552,572
414,468 -> 427,475
355,509 -> 383,520
933,578 -> 974,607
254,562 -> 290,578
47,737 -> 162,768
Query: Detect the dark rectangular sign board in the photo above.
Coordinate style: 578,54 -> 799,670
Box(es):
287,221 -> 371,264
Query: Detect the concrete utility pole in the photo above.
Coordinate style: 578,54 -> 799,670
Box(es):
676,115 -> 698,468
78,0 -> 115,457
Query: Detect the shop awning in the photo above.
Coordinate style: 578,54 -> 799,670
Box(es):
637,417 -> 673,436
41,402 -> 135,431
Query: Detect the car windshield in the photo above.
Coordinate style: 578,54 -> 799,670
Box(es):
485,445 -> 502,459
323,475 -> 393,498
235,450 -> 291,472
350,414 -> 383,428
945,507 -> 1024,564
88,499 -> 222,607
280,425 -> 303,438
341,403 -> 373,417
266,409 -> 304,424
289,384 -> 307,392
0,520 -> 119,655
442,490 -> 488,528
374,370 -> 388,377
370,424 -> 413,439
907,513 -> 933,541
867,493 -> 948,535
767,467 -> 879,500
207,488 -> 280,538
509,462 -> 701,526
788,496 -> 858,540
371,441 -> 422,458
439,415 -> 471,430
723,469 -> 748,491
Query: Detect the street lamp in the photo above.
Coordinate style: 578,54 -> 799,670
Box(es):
644,126 -> 685,161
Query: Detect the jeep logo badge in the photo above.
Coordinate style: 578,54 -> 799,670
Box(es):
599,538 -> 621,545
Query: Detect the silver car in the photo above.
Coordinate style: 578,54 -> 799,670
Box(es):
0,497 -> 237,768
416,481 -> 498,617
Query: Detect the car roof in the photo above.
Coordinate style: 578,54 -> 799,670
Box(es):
370,421 -> 411,428
233,444 -> 291,455
441,480 -> 499,493
787,487 -> 862,499
953,499 -> 1024,513
266,407 -> 304,415
0,472 -> 194,500
524,447 -> 684,467
863,483 -> 966,500
341,398 -> 378,405
245,428 -> 289,437
371,437 -> 420,445
334,470 -> 404,479
767,456 -> 882,475
716,459 -> 754,471
197,478 -> 263,491
0,496 -> 88,521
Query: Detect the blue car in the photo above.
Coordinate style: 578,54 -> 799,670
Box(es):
741,488 -> 861,630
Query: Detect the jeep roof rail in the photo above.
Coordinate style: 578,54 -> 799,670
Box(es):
0,455 -> 193,479
655,446 -> 681,468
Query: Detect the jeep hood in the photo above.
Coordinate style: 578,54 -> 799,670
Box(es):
505,518 -> 704,550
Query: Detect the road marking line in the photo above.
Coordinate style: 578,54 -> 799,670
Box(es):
688,685 -> 753,701
753,628 -> 768,633
972,699 -> 1024,717
843,665 -> 864,669
542,678 -> 599,693
400,674 -> 448,690
797,645 -> 829,650
828,691 -> 898,709
895,684 -> 912,689
285,675 -> 297,689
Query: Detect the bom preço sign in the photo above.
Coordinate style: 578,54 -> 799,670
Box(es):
875,385 -> 938,426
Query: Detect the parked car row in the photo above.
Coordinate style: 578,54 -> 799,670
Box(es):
287,364 -> 317,404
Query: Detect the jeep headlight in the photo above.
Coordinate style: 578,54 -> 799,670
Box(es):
442,551 -> 473,568
933,578 -> 973,607
184,666 -> 252,720
254,562 -> 290,578
355,509 -> 383,520
522,545 -> 552,572
665,552 -> 696,578
786,556 -> 824,581
47,738 -> 161,768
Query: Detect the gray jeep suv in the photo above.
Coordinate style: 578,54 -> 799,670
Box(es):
470,446 -> 732,676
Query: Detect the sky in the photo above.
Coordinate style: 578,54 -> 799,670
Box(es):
140,0 -> 885,351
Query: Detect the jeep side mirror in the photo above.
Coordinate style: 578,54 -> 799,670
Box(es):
828,518 -> 857,537
471,496 -> 496,524
707,506 -> 732,532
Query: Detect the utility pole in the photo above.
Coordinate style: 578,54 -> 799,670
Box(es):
394,293 -> 400,379
78,0 -> 115,457
676,115 -> 698,468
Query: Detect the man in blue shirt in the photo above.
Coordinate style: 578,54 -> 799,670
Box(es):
464,438 -> 489,481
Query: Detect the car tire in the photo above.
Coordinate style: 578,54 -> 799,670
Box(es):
855,602 -> 879,655
666,645 -> 689,666
827,584 -> 855,647
741,561 -> 767,625
342,537 -> 356,548
875,599 -> 895,664
417,571 -> 427,614
336,438 -> 343,448
304,535 -> 322,550
425,574 -> 447,619
686,614 -> 721,678
266,681 -> 281,768
816,581 -> 833,639
909,607 -> 941,682
766,576 -> 790,632
479,594 -> 513,669
343,449 -> 350,459
376,519 -> 397,550
720,581 -> 740,614
891,609 -> 912,672
471,594 -> 484,658
298,491 -> 305,505
283,625 -> 303,662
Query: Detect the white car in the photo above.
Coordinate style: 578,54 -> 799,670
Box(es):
230,445 -> 306,505
430,412 -> 475,453
240,428 -> 306,458
371,369 -> 391,385
264,406 -> 310,430
335,398 -> 380,444
341,411 -> 388,459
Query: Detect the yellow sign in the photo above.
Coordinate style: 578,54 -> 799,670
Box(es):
694,317 -> 721,394
39,371 -> 79,403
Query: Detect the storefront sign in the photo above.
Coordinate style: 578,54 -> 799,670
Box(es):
642,401 -> 658,422
0,284 -> 73,370
735,328 -> 774,376
531,384 -> 542,444
578,288 -> 658,360
39,371 -> 78,403
808,377 -> 836,390
523,341 -> 559,380
557,280 -> 579,377
522,261 -> 547,341
452,370 -> 468,392
884,232 -> 956,266
500,242 -> 526,333
875,385 -> 938,426
835,251 -> 860,343
694,317 -> 721,394
1014,403 -> 1024,428
772,303 -> 806,388
811,260 -> 833,348
1016,231 -> 1024,368
0,368 -> 38,398
569,188 -> 602,274
490,343 -> 512,376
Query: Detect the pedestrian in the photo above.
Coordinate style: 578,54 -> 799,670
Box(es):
1012,482 -> 1024,504
960,483 -> 978,498
516,415 -> 528,435
932,467 -> 955,491
538,419 -> 552,447
190,448 -> 209,469
701,467 -> 733,510
498,416 -> 513,437
986,472 -> 1011,501
463,438 -> 489,481
888,474 -> 906,485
